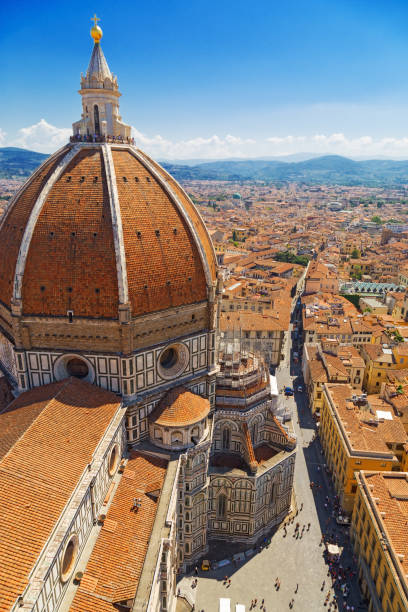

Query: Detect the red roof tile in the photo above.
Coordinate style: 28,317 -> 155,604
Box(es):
150,386 -> 210,426
70,452 -> 168,611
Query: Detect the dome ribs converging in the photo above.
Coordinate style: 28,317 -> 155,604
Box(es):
0,150 -> 66,310
22,148 -> 119,318
112,149 -> 207,316
137,150 -> 217,282
0,144 -> 217,322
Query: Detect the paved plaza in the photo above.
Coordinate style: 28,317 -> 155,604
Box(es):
177,308 -> 367,611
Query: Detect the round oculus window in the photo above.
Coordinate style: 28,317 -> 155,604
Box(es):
60,534 -> 79,583
66,358 -> 89,379
157,343 -> 189,380
54,354 -> 94,384
160,347 -> 178,370
108,443 -> 120,476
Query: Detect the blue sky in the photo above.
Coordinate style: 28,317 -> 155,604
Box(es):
2,0 -> 408,158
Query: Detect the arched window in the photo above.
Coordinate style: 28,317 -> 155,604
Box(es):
94,104 -> 100,136
193,494 -> 206,527
217,494 -> 227,518
222,428 -> 230,450
171,431 -> 183,444
250,421 -> 258,445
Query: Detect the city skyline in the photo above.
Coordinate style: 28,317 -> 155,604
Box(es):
3,0 -> 408,158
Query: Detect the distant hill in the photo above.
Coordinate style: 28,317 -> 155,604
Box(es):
0,147 -> 48,179
162,155 -> 408,186
159,152 -> 323,165
2,147 -> 408,186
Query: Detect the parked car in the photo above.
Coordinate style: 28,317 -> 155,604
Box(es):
336,515 -> 350,526
284,386 -> 294,396
201,559 -> 211,570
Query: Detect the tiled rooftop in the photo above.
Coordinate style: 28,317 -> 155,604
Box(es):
150,386 -> 210,426
0,378 -> 121,612
325,384 -> 406,455
0,144 -> 217,320
70,451 -> 168,611
360,471 -> 408,591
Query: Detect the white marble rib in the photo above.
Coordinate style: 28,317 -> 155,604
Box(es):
13,145 -> 80,302
101,143 -> 129,306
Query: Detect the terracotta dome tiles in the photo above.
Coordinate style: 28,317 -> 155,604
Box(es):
22,148 -> 119,318
0,150 -> 66,310
112,149 -> 207,316
150,386 -> 210,427
0,144 -> 216,321
137,150 -> 217,282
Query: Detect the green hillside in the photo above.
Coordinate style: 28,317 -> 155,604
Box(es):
2,147 -> 408,186
163,155 -> 408,186
0,147 -> 48,179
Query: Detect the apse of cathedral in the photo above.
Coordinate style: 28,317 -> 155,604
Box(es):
0,19 -> 296,612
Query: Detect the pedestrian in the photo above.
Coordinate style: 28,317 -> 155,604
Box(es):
300,502 -> 303,510
295,583 -> 298,593
307,522 -> 311,531
321,580 -> 325,591
194,565 -> 198,576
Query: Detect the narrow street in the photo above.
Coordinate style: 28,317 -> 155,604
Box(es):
186,295 -> 367,611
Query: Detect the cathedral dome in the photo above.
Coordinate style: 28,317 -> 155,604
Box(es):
0,23 -> 216,326
0,144 -> 216,321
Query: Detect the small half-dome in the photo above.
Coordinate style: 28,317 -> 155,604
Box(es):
150,386 -> 210,427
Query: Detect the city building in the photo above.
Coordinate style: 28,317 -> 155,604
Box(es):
304,260 -> 339,295
361,344 -> 408,394
303,340 -> 364,414
352,471 -> 408,612
219,310 -> 289,366
319,384 -> 406,513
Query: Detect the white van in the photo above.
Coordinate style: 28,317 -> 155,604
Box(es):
235,605 -> 246,612
219,598 -> 231,612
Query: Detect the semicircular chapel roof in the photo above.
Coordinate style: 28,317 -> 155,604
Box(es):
150,386 -> 210,427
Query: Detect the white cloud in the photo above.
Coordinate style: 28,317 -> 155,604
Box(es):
131,128 -> 258,159
266,135 -> 306,145
264,132 -> 408,158
10,119 -> 71,153
6,119 -> 408,160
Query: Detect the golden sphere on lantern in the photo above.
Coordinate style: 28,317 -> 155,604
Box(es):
90,24 -> 103,42
90,15 -> 102,43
